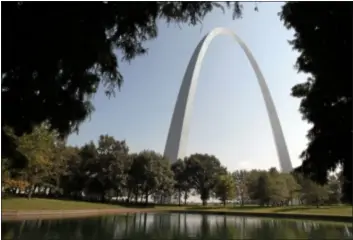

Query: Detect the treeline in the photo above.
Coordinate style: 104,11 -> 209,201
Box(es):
2,124 -> 344,207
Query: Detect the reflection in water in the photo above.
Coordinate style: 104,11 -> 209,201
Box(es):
2,213 -> 352,240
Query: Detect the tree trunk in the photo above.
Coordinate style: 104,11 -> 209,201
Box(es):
223,199 -> 226,207
135,194 -> 138,204
101,191 -> 105,203
184,192 -> 188,205
27,190 -> 33,200
202,199 -> 207,206
145,192 -> 149,205
178,190 -> 181,206
27,185 -> 35,199
127,190 -> 131,203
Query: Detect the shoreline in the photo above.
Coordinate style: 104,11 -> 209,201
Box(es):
168,210 -> 352,223
2,208 -> 352,223
1,208 -> 162,221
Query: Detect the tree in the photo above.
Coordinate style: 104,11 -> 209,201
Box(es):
214,173 -> 236,206
13,123 -> 57,199
46,144 -> 79,196
1,158 -> 11,186
125,153 -> 137,203
267,168 -> 290,205
2,2 -> 243,168
2,158 -> 29,194
171,159 -> 191,205
280,2 -> 352,203
129,150 -> 172,204
79,142 -> 101,200
232,170 -> 248,206
153,157 -> 175,204
245,169 -> 301,206
327,174 -> 342,204
97,135 -> 129,198
300,178 -> 329,207
283,173 -> 301,205
253,173 -> 272,206
81,135 -> 129,202
185,154 -> 226,206
246,170 -> 263,202
58,146 -> 84,198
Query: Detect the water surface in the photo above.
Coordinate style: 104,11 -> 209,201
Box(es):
2,213 -> 352,240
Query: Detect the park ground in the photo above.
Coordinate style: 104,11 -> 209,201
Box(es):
2,198 -> 352,218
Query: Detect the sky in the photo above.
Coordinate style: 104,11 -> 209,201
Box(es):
68,2 -> 311,173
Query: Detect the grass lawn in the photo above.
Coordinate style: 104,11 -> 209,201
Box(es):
155,204 -> 352,217
2,198 -> 352,217
2,198 -> 122,210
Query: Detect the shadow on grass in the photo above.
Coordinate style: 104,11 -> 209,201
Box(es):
1,196 -> 18,200
115,203 -> 157,208
185,205 -> 266,211
272,206 -> 333,213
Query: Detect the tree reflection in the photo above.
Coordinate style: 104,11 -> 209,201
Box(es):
2,213 -> 352,240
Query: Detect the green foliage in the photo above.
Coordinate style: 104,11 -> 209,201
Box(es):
97,135 -> 129,197
214,173 -> 236,206
232,170 -> 248,206
1,158 -> 11,184
245,170 -> 264,202
3,126 -> 341,207
302,179 -> 329,207
82,136 -> 130,202
45,143 -> 77,193
171,159 -> 191,205
279,2 -> 352,203
14,124 -> 58,198
2,2 -> 243,169
130,150 -> 174,204
255,173 -> 273,206
185,154 -> 226,206
283,173 -> 301,203
327,174 -> 342,204
267,168 -> 290,204
59,147 -> 85,197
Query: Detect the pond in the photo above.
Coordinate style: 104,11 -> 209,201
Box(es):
2,213 -> 352,240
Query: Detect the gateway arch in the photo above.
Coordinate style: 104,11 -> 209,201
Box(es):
163,27 -> 293,173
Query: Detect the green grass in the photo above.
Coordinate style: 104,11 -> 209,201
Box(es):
2,198 -> 352,217
2,198 -> 122,210
157,205 -> 352,217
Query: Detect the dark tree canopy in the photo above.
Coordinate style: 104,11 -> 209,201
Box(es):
279,2 -> 352,203
1,2 -> 243,167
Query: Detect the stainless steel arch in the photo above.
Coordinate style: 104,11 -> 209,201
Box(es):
163,27 -> 293,173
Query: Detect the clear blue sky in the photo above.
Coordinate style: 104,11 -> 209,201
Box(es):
68,2 -> 310,172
